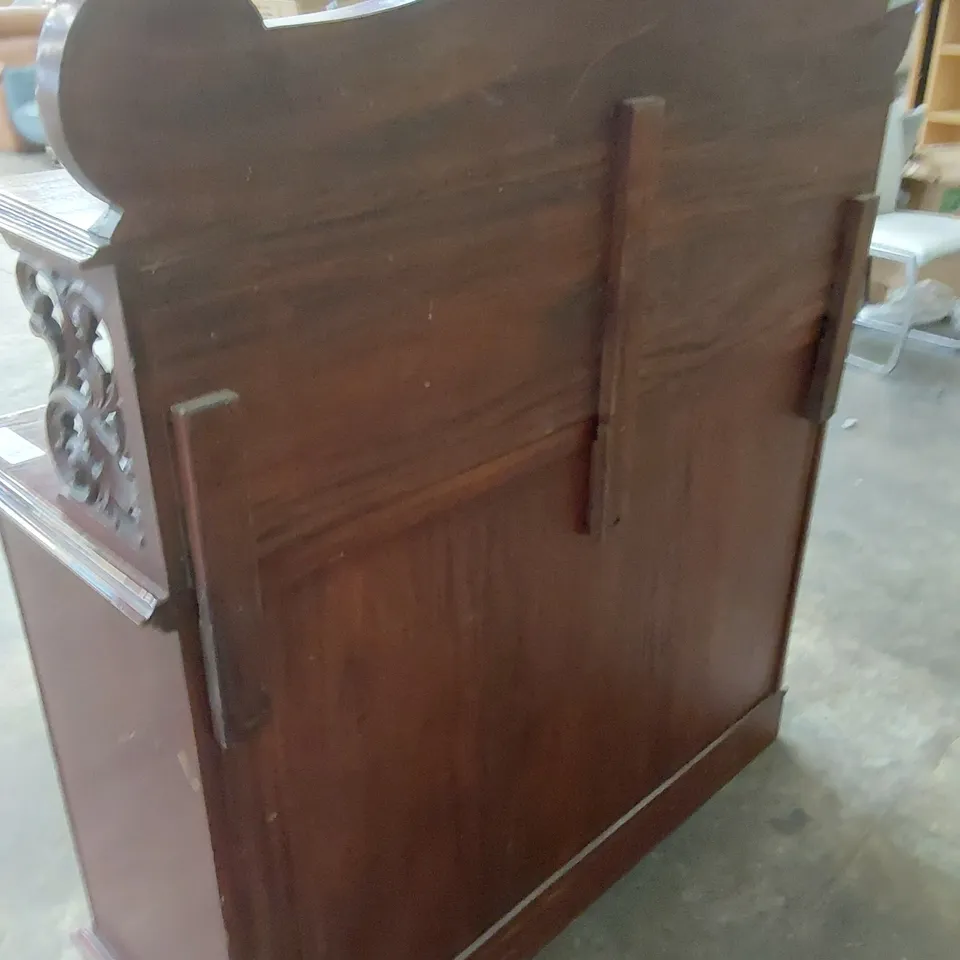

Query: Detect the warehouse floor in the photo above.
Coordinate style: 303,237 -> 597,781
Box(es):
1,172 -> 958,958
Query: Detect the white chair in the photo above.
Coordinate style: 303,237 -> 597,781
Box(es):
850,98 -> 960,375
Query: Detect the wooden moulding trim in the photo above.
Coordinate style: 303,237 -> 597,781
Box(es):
456,690 -> 785,960
271,421 -> 590,582
0,469 -> 166,626
0,190 -> 106,265
774,424 -> 826,691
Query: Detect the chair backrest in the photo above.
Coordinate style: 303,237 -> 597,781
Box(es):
876,95 -> 926,213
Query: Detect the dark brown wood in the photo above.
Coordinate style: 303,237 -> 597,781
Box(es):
774,424 -> 826,692
805,194 -> 879,423
463,690 -> 784,960
0,2 -> 914,960
275,421 -> 590,578
589,97 -> 664,537
0,170 -> 110,261
0,407 -> 166,625
16,258 -> 143,544
171,390 -> 270,748
0,520 -> 228,960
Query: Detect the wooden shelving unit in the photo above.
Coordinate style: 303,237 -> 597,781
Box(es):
929,109 -> 960,125
922,0 -> 960,143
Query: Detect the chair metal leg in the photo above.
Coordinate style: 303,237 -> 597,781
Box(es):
847,255 -> 919,376
846,313 -> 913,375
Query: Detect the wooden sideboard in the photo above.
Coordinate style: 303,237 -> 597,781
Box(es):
0,2 -> 910,960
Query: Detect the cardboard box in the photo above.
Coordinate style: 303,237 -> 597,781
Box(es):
902,145 -> 960,214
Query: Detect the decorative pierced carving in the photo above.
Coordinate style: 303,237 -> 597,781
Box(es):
16,259 -> 142,544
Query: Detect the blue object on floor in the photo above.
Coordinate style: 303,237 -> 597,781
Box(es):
2,66 -> 46,148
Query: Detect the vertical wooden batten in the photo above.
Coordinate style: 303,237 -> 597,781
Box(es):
589,97 -> 665,537
805,194 -> 879,424
171,390 -> 270,749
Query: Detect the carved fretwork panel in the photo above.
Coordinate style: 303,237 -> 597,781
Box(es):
16,258 -> 143,545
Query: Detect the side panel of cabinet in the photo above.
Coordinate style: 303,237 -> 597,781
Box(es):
0,521 -> 229,960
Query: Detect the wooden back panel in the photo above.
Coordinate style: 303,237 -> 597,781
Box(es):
42,0 -> 905,249
34,2 -> 911,959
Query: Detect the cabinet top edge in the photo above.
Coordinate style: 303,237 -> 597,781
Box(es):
0,170 -> 113,265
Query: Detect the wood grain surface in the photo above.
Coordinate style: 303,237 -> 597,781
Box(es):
589,97 -> 664,537
0,1 -> 915,959
171,391 -> 271,748
805,194 -> 879,423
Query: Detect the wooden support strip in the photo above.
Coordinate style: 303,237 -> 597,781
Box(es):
805,194 -> 878,424
589,96 -> 665,537
171,390 -> 270,749
459,690 -> 784,960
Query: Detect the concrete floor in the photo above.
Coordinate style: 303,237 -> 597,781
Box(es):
0,176 -> 958,956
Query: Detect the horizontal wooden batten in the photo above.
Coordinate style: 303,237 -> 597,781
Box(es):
271,421 -> 591,582
249,334 -> 815,576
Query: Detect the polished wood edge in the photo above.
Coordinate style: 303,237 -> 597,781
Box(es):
272,421 -> 590,583
171,390 -> 271,749
0,468 -> 167,626
71,928 -> 122,960
775,425 -> 826,691
457,689 -> 785,960
805,193 -> 878,424
589,96 -> 664,537
265,0 -> 423,28
35,0 -> 113,213
34,0 -> 264,217
0,189 -> 105,265
0,258 -> 171,591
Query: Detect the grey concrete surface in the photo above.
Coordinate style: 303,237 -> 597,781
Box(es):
0,184 -> 958,958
